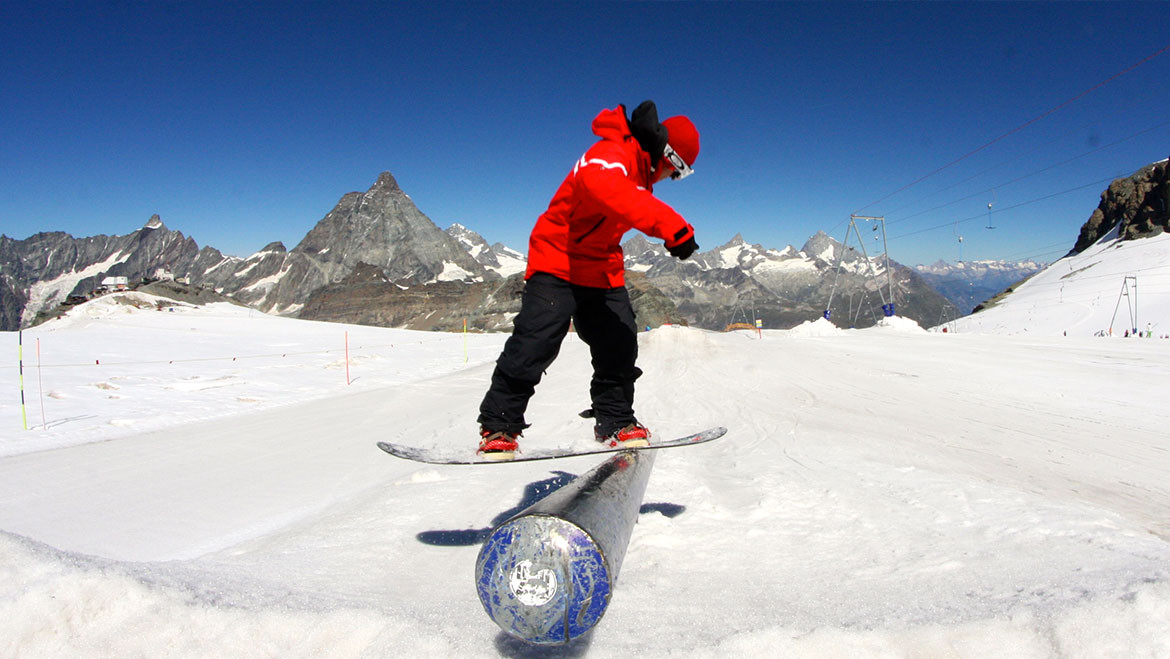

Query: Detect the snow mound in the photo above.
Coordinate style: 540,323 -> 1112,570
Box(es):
786,317 -> 844,337
870,315 -> 926,333
0,532 -> 391,656
641,324 -> 715,352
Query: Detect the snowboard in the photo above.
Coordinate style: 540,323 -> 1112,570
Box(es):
376,426 -> 727,465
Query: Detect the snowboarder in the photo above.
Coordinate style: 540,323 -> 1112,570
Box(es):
476,100 -> 701,459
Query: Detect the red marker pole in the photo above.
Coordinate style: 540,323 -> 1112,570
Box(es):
345,332 -> 351,385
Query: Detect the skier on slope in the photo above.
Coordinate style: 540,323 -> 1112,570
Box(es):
476,100 -> 701,459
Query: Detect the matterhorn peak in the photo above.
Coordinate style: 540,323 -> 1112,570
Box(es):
371,171 -> 401,193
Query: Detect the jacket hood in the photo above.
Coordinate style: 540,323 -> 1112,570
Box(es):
590,105 -> 654,189
591,105 -> 633,142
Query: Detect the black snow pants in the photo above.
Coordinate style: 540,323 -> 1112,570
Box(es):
478,272 -> 642,436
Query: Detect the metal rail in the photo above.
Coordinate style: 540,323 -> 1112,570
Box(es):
475,449 -> 656,644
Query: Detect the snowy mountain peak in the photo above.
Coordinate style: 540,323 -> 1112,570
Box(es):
801,231 -> 849,265
143,215 -> 166,231
371,171 -> 402,193
445,224 -> 491,259
291,172 -> 489,283
444,224 -> 526,278
708,234 -> 768,269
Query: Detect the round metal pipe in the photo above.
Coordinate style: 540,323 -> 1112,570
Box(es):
475,449 -> 656,645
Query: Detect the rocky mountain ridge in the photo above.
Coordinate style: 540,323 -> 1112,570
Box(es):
623,230 -> 951,329
1069,158 -> 1169,255
0,171 -> 953,332
2,173 -> 497,329
0,217 -> 212,328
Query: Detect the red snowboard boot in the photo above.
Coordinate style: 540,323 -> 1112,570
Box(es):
478,428 -> 520,460
595,422 -> 651,448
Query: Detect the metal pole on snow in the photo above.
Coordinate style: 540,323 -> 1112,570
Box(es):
18,331 -> 28,430
851,215 -> 896,317
37,337 -> 47,429
475,450 -> 657,645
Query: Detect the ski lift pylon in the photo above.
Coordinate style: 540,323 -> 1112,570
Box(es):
824,215 -> 896,321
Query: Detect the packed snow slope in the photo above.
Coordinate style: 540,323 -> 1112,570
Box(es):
1,295 -> 1169,657
950,227 -> 1170,337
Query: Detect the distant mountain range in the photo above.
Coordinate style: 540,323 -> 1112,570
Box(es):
914,260 -> 1044,316
9,162 -> 1163,333
2,173 -> 504,329
622,230 -> 955,329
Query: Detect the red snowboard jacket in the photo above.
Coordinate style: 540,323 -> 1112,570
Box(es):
525,106 -> 695,288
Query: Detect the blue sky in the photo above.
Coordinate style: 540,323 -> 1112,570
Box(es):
2,2 -> 1168,267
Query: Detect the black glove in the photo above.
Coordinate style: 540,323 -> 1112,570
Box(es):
668,236 -> 698,260
628,100 -> 668,165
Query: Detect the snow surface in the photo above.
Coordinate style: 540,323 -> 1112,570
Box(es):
2,294 -> 1170,656
435,262 -> 479,282
751,255 -> 818,274
873,315 -> 928,333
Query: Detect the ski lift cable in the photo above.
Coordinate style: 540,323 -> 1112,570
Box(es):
999,236 -> 1170,267
989,236 -> 1129,263
1002,239 -> 1071,257
996,243 -> 1071,263
887,171 -> 1131,241
884,117 -> 1170,227
881,86 -> 1170,219
976,261 -> 1169,293
852,42 -> 1170,216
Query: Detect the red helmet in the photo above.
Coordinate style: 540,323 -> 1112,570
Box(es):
662,116 -> 700,167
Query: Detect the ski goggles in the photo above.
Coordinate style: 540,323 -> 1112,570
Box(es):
662,143 -> 694,180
